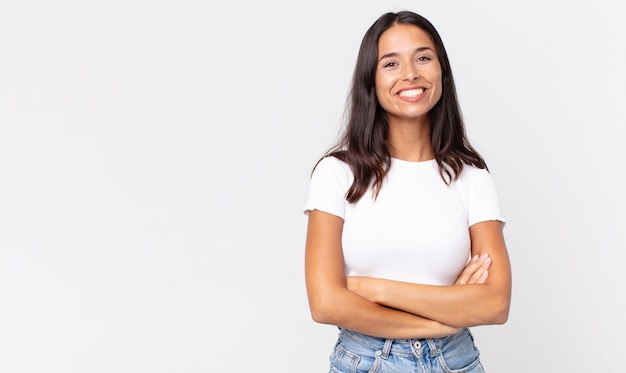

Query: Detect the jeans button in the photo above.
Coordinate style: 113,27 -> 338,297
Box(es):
413,341 -> 422,350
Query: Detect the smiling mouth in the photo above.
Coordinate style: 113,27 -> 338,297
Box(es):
398,88 -> 424,98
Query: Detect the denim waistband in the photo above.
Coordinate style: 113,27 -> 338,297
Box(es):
339,328 -> 466,358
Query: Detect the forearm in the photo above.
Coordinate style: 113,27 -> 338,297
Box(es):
309,286 -> 459,339
363,280 -> 509,328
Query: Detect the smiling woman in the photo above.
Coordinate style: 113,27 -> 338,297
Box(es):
375,24 -> 442,130
303,10 -> 511,373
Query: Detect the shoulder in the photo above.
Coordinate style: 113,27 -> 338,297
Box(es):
456,164 -> 505,225
304,156 -> 352,218
457,164 -> 494,186
453,164 -> 501,202
313,155 -> 352,178
308,155 -> 354,195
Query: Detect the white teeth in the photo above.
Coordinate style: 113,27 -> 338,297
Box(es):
399,88 -> 424,98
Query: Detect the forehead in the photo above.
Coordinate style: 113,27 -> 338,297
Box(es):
377,24 -> 435,54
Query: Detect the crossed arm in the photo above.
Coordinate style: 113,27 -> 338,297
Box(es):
304,209 -> 512,339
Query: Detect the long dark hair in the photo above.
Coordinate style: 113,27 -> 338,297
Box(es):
317,11 -> 487,203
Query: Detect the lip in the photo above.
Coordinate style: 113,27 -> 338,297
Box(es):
396,86 -> 427,101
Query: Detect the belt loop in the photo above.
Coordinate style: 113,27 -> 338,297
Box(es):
379,338 -> 393,359
426,338 -> 440,357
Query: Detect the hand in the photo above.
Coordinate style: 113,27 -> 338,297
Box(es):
455,254 -> 491,285
431,322 -> 461,338
346,276 -> 377,302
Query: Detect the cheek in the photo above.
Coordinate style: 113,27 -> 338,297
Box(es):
373,84 -> 385,106
374,75 -> 393,104
432,73 -> 443,102
374,86 -> 392,112
374,85 -> 384,102
434,84 -> 443,103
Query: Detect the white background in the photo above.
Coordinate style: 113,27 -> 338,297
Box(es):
1,0 -> 624,372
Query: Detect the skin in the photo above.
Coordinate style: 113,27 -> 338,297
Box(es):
305,23 -> 512,339
375,23 -> 442,162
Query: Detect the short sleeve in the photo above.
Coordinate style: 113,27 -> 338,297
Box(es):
303,156 -> 351,219
461,167 -> 506,226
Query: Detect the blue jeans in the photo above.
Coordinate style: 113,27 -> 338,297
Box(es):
329,328 -> 485,373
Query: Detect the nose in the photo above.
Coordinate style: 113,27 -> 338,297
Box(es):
403,65 -> 419,81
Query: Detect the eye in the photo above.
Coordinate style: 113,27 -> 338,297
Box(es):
416,56 -> 432,62
382,61 -> 398,68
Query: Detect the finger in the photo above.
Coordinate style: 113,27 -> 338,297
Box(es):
468,255 -> 491,284
479,270 -> 489,283
455,255 -> 475,285
479,253 -> 492,269
455,255 -> 480,285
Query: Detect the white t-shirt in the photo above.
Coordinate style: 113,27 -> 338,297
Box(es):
303,156 -> 505,286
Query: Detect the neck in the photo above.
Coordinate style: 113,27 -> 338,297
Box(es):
387,118 -> 434,162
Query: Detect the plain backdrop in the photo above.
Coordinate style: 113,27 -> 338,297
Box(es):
1,0 -> 624,372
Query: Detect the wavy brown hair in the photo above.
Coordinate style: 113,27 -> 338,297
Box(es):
315,11 -> 488,203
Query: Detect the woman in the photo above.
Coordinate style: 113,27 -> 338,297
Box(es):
303,10 -> 512,373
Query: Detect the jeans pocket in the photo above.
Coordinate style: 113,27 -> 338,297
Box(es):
329,342 -> 380,373
437,329 -> 483,373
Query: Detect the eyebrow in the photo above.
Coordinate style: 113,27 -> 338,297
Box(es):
378,47 -> 434,62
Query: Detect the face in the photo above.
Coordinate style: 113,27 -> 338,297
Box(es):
375,23 -> 442,125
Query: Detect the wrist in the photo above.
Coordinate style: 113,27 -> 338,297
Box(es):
372,278 -> 387,304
